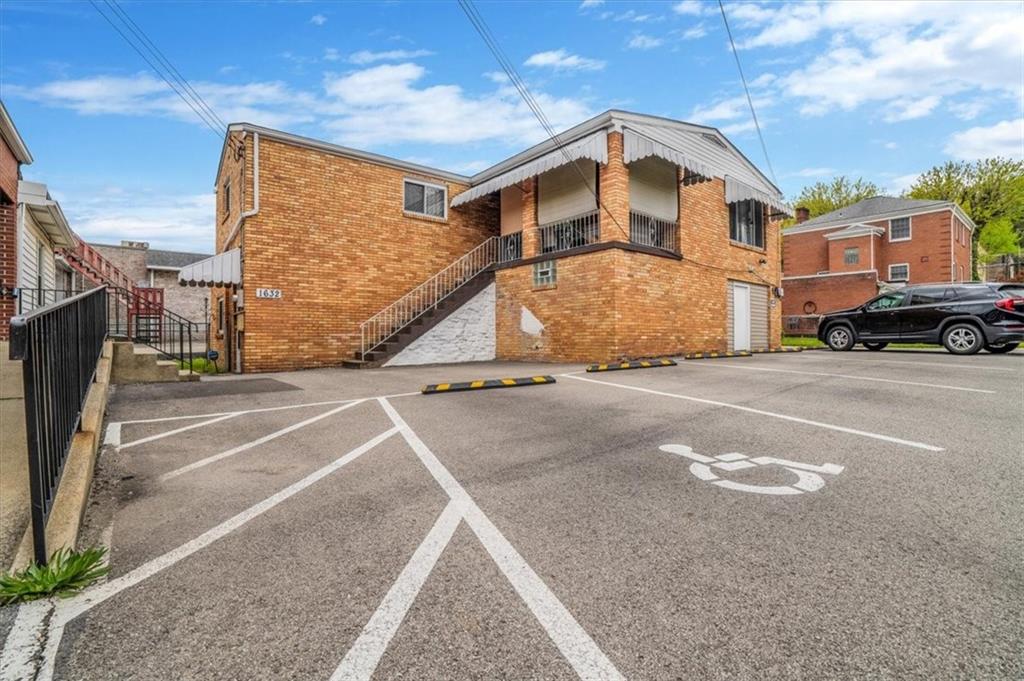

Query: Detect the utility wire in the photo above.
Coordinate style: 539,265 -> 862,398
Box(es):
718,0 -> 777,188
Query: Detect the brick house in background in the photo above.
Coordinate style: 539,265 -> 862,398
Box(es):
183,110 -> 790,373
88,241 -> 211,321
0,101 -> 33,340
782,196 -> 975,317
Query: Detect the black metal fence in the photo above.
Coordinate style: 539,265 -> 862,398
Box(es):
784,315 -> 821,337
9,287 -> 109,565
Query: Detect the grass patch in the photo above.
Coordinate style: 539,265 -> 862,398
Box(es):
782,336 -> 824,347
0,547 -> 109,605
177,356 -> 218,374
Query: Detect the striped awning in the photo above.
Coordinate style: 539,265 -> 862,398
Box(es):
178,248 -> 241,287
450,130 -> 608,207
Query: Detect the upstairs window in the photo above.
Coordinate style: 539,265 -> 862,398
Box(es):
844,247 -> 859,265
889,217 -> 911,241
404,179 -> 447,219
729,200 -> 764,249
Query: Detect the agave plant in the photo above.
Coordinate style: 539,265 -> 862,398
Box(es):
0,547 -> 109,605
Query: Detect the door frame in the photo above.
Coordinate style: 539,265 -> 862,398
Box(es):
732,282 -> 752,352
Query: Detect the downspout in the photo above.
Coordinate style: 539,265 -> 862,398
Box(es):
220,131 -> 260,252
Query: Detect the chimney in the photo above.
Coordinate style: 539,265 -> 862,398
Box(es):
795,206 -> 810,224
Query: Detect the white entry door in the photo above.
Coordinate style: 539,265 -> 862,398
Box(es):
732,283 -> 751,351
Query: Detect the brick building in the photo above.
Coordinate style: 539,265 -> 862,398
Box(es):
183,110 -> 790,373
88,241 -> 210,322
782,197 -> 975,317
0,101 -> 34,340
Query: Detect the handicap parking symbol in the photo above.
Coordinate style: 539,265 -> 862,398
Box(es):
659,444 -> 843,496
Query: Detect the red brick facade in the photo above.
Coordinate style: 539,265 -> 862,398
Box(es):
782,207 -> 973,316
0,131 -> 22,340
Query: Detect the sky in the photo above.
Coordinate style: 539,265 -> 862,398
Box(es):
1,0 -> 1022,253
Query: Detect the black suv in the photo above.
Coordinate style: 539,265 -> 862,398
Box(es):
818,283 -> 1024,355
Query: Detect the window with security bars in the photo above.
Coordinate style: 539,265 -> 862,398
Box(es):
403,179 -> 447,219
729,200 -> 765,248
844,247 -> 859,265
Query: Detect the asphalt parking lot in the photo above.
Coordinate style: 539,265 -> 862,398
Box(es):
2,349 -> 1021,680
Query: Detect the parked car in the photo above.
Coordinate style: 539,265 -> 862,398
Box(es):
818,283 -> 1024,355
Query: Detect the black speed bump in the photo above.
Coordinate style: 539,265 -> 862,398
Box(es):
684,350 -> 751,360
586,358 -> 676,372
421,375 -> 555,395
752,347 -> 803,354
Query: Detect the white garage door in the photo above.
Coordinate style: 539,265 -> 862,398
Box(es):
728,281 -> 768,351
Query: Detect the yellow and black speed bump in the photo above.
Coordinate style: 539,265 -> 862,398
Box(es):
752,347 -> 803,354
586,358 -> 676,372
684,350 -> 751,360
421,375 -> 555,395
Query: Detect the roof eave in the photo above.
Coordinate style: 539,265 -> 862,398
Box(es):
0,102 -> 33,165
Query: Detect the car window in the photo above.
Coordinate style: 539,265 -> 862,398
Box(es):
866,291 -> 907,310
909,286 -> 956,305
998,285 -> 1024,297
955,286 -> 999,301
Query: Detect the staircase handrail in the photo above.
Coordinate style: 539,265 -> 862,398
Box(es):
360,237 -> 499,356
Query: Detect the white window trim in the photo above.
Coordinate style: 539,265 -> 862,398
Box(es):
403,178 -> 448,220
888,216 -> 912,242
843,247 -> 860,265
888,262 -> 910,281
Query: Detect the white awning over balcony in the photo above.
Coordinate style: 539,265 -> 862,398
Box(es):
178,248 -> 241,287
622,124 -> 791,216
450,130 -> 607,207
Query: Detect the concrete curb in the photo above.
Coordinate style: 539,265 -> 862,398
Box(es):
683,351 -> 751,360
10,341 -> 113,571
586,359 -> 676,372
422,375 -> 556,395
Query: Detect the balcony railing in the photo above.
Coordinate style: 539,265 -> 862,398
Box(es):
497,231 -> 522,264
539,210 -> 600,255
630,210 -> 679,253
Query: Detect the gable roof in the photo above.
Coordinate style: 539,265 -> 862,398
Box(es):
147,248 -> 211,269
786,196 -> 975,234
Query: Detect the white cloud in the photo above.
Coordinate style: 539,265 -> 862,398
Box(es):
348,49 -> 434,65
66,190 -> 217,252
673,0 -> 706,16
524,49 -> 605,72
628,34 -> 663,50
579,0 -> 604,8
690,94 -> 770,124
679,24 -> 707,40
613,10 -> 656,23
888,173 -> 920,194
948,98 -> 988,121
883,141 -> 899,150
944,119 -> 1024,160
310,14 -> 327,26
882,95 -> 941,123
323,48 -> 341,62
791,167 -> 835,177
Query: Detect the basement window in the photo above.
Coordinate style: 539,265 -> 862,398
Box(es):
404,179 -> 447,219
888,263 -> 910,282
844,247 -> 859,265
533,260 -> 557,287
729,200 -> 765,249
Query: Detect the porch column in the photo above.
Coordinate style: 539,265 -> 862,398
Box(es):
598,130 -> 630,243
521,177 -> 540,259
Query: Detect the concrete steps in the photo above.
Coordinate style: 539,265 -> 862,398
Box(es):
111,341 -> 197,383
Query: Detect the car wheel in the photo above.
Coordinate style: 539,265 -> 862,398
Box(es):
984,342 -> 1019,354
942,323 -> 983,355
863,342 -> 888,351
825,324 -> 855,351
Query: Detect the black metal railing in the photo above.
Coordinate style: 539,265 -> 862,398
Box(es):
16,288 -> 85,314
498,231 -> 522,263
630,210 -> 679,253
9,287 -> 108,565
539,210 -> 600,255
107,286 -> 202,371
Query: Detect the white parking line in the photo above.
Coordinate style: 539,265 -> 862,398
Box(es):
159,400 -> 365,481
120,412 -> 243,450
686,361 -> 996,394
560,374 -> 944,453
331,501 -> 462,681
378,397 -> 624,681
117,391 -> 422,425
793,354 -> 1017,372
5,427 -> 400,681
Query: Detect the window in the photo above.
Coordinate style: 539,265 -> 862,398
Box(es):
843,247 -> 859,265
889,217 -> 911,241
729,200 -> 764,249
910,286 -> 956,305
403,179 -> 447,219
222,181 -> 231,219
866,291 -> 907,311
955,286 -> 999,301
533,260 -> 556,287
217,297 -> 225,335
888,263 -> 909,281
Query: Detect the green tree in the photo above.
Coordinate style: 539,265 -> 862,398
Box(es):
791,176 -> 882,220
906,158 -> 1024,234
977,217 -> 1020,263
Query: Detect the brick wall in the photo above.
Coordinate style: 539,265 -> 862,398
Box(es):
827,234 -> 874,273
0,203 -> 15,340
782,271 -> 879,316
90,243 -> 149,286
233,134 -> 498,372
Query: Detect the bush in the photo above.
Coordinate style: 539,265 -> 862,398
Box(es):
177,357 -> 218,374
0,547 -> 109,605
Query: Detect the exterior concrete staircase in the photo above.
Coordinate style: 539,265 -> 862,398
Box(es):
111,342 -> 199,383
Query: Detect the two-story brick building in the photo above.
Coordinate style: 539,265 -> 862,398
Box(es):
782,196 -> 975,317
182,110 -> 790,372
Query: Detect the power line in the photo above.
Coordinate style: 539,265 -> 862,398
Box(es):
718,0 -> 777,188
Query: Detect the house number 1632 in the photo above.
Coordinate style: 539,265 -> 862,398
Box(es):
255,288 -> 283,299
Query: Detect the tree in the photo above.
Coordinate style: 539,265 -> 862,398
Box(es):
977,217 -> 1020,263
791,177 -> 882,219
906,158 -> 1024,234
